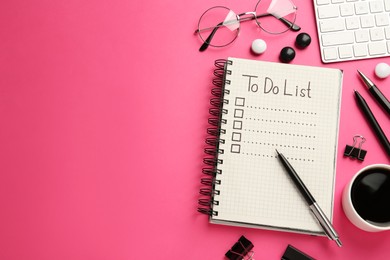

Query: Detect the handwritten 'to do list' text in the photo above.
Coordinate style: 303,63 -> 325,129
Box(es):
242,74 -> 312,98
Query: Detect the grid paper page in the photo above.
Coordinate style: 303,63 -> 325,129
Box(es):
211,58 -> 342,234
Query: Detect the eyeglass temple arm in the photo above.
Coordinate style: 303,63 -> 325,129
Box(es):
240,13 -> 301,31
258,13 -> 300,31
198,21 -> 223,52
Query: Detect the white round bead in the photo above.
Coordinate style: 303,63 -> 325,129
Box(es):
251,39 -> 267,55
375,63 -> 390,79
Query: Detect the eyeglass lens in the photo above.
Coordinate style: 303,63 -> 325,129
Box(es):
198,6 -> 240,48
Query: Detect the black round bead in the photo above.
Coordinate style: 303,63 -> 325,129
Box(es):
295,33 -> 311,49
279,47 -> 296,63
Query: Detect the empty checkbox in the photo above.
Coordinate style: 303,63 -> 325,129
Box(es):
231,144 -> 241,153
232,132 -> 241,142
235,97 -> 245,106
234,109 -> 244,118
233,120 -> 242,130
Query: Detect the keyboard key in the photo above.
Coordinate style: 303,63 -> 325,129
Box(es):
353,44 -> 368,57
375,13 -> 390,26
355,2 -> 369,15
385,27 -> 390,39
387,41 -> 390,53
322,31 -> 354,46
370,28 -> 385,41
339,45 -> 353,58
318,5 -> 340,18
346,16 -> 360,29
385,0 -> 390,11
368,41 -> 387,55
317,0 -> 330,5
370,1 -> 384,13
320,18 -> 346,32
323,47 -> 338,60
340,3 -> 354,16
332,0 -> 344,3
360,15 -> 375,28
355,29 -> 370,42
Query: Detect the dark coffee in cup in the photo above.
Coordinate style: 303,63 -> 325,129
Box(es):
350,167 -> 390,226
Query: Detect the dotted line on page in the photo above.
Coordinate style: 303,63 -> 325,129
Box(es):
240,152 -> 315,162
243,129 -> 316,139
242,141 -> 315,151
245,117 -> 316,127
247,106 -> 317,115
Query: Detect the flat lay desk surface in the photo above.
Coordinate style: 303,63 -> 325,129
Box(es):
1,0 -> 389,259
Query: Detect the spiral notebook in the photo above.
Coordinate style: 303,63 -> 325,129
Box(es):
199,57 -> 343,235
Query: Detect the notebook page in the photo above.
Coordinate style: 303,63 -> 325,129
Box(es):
211,58 -> 342,234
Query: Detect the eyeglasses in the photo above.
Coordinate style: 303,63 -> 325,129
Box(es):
195,0 -> 300,52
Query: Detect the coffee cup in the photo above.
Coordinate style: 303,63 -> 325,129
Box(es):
342,164 -> 390,232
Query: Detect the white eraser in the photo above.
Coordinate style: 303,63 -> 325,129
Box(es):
251,39 -> 267,55
375,63 -> 390,79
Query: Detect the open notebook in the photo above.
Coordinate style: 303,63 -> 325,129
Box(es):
199,58 -> 343,235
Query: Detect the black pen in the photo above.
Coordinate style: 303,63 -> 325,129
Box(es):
275,150 -> 342,247
354,90 -> 390,157
357,70 -> 390,116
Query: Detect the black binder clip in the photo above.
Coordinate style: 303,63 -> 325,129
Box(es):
281,244 -> 315,260
225,235 -> 254,260
344,135 -> 367,161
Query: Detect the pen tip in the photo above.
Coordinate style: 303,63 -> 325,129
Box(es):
357,70 -> 373,88
335,238 -> 342,247
275,149 -> 280,155
357,70 -> 365,80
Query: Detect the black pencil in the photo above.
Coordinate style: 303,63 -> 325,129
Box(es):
354,90 -> 390,157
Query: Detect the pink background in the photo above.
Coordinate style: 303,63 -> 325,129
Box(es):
1,0 -> 389,259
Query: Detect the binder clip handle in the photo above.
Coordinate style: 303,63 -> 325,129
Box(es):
344,135 -> 367,161
225,235 -> 254,260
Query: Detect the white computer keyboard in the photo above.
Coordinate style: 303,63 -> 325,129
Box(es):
313,0 -> 390,63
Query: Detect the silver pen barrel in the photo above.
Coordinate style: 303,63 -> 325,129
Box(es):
309,202 -> 342,247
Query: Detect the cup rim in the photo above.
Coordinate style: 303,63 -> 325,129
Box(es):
346,164 -> 390,231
